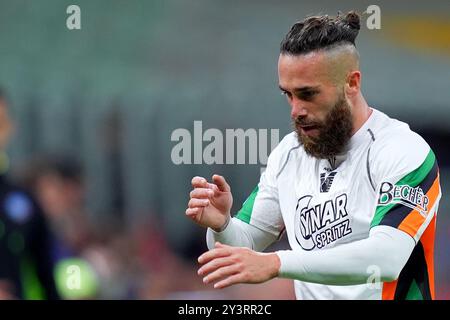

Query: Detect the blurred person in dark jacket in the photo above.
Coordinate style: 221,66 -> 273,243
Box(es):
23,155 -> 92,257
0,88 -> 59,299
22,155 -> 101,299
23,154 -> 119,299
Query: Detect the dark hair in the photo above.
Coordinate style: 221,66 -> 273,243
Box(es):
24,155 -> 83,189
280,11 -> 361,55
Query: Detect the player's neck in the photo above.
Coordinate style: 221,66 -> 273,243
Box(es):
351,95 -> 372,136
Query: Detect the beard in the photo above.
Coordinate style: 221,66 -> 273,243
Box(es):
293,94 -> 353,159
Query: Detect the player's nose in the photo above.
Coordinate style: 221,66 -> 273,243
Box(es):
290,101 -> 308,119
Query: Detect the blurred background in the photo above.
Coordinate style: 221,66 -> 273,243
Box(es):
0,0 -> 448,299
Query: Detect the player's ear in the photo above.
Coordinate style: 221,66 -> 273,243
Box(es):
345,70 -> 361,97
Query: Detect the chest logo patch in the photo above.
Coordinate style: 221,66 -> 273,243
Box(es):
320,171 -> 337,193
294,193 -> 352,250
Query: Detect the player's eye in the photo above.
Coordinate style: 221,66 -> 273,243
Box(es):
298,90 -> 317,101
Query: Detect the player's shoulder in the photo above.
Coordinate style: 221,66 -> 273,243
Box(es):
369,109 -> 434,177
370,109 -> 430,157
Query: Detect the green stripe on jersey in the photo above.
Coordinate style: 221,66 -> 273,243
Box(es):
236,186 -> 259,224
405,279 -> 424,300
371,149 -> 436,228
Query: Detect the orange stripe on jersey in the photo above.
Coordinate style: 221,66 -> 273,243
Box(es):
398,174 -> 440,238
398,211 -> 425,239
419,214 -> 436,299
382,280 -> 398,300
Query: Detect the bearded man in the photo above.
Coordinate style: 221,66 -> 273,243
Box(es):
185,11 -> 441,300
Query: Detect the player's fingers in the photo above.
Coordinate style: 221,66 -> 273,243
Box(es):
185,207 -> 202,217
197,256 -> 234,277
212,174 -> 230,192
191,176 -> 208,188
190,188 -> 214,199
215,241 -> 228,248
203,264 -> 240,284
206,183 -> 220,195
198,247 -> 231,265
188,198 -> 210,208
191,178 -> 220,197
213,273 -> 246,289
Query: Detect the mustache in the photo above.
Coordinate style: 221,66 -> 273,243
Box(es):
294,117 -> 322,127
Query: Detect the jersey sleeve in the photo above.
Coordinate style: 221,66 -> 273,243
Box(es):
369,130 -> 441,243
235,134 -> 291,238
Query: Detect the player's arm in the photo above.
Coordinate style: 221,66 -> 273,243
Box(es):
198,226 -> 414,288
187,174 -> 275,251
189,172 -> 282,253
206,217 -> 278,252
187,137 -> 287,252
275,225 -> 414,285
205,173 -> 284,252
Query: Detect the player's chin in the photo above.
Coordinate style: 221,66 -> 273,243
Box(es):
297,131 -> 319,146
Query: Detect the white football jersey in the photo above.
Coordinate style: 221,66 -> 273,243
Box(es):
236,108 -> 441,300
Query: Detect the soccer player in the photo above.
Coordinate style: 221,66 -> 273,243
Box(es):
185,11 -> 442,300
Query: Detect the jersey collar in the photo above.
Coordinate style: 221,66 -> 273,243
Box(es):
347,107 -> 378,152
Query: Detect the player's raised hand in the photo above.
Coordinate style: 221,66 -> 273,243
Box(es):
186,174 -> 233,231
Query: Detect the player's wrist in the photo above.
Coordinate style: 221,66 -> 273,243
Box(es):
263,252 -> 282,278
211,214 -> 231,233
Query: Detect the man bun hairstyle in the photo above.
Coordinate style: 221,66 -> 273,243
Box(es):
280,11 -> 361,55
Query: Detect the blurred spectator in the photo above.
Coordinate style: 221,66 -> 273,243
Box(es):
23,155 -> 92,256
22,155 -> 140,299
22,155 -> 103,299
0,88 -> 59,299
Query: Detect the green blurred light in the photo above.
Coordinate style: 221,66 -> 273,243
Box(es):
54,258 -> 99,299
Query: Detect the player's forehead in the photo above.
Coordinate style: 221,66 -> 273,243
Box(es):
278,52 -> 332,90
